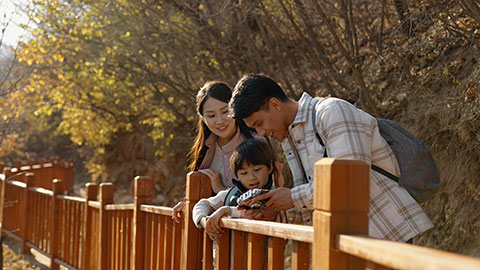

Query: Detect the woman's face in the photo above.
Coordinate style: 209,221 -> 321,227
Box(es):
201,97 -> 236,141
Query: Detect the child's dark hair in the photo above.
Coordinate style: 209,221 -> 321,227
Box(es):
230,139 -> 276,177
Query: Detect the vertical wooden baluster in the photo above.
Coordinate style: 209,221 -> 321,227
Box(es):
203,231 -> 213,270
157,215 -> 165,270
164,217 -> 173,270
268,237 -> 285,270
151,213 -> 158,270
232,231 -> 247,270
98,183 -> 114,270
172,218 -> 182,270
292,241 -> 309,270
83,183 -> 98,270
131,176 -> 153,270
312,158 -> 370,270
50,179 -> 65,270
216,229 -> 230,270
22,173 -> 34,254
248,233 -> 263,270
145,212 -> 152,270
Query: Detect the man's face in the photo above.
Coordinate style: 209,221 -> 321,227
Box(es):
243,98 -> 288,141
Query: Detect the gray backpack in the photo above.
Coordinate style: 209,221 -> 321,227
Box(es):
312,99 -> 440,203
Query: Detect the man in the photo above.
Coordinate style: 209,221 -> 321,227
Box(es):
229,74 -> 432,242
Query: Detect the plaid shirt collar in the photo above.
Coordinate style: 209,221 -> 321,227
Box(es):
291,92 -> 314,126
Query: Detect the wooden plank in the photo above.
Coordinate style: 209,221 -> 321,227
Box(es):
98,183 -> 114,270
336,234 -> 480,270
104,203 -> 135,210
164,217 -> 173,270
82,183 -> 98,270
202,230 -> 213,270
216,228 -> 230,270
22,173 -> 34,254
119,210 -> 125,270
131,176 -> 153,270
157,215 -> 165,270
268,237 -> 285,270
220,218 -> 313,243
65,199 -> 72,265
292,241 -> 309,270
312,158 -> 369,270
112,211 -> 118,270
50,179 -> 65,270
140,205 -> 173,216
248,233 -> 263,270
145,212 -> 153,270
172,217 -> 182,270
150,213 -> 157,270
181,172 -> 212,270
232,231 -> 247,270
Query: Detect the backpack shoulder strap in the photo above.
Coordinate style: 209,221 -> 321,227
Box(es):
311,98 -> 328,157
223,186 -> 240,206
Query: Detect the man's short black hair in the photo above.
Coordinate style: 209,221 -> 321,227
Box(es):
229,74 -> 288,119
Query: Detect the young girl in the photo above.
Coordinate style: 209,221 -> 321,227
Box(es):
192,139 -> 279,240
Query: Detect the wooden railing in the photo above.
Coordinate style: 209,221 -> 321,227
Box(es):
1,158 -> 480,270
3,159 -> 74,191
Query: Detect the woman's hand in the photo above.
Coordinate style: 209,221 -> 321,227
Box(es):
172,201 -> 185,223
204,206 -> 230,241
198,169 -> 225,193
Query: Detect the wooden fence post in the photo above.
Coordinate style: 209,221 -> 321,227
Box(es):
312,158 -> 370,270
98,183 -> 114,270
131,176 -> 153,270
21,173 -> 34,254
180,172 -> 212,270
83,183 -> 98,270
50,179 -> 65,270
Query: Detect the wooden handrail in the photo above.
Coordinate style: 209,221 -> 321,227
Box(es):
6,180 -> 26,188
28,187 -> 53,196
88,201 -> 101,208
139,205 -> 173,216
104,203 -> 134,210
336,234 -> 480,270
57,194 -> 87,203
220,218 -> 313,243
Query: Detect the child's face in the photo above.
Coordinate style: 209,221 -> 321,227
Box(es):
237,162 -> 272,190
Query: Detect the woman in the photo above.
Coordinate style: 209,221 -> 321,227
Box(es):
172,81 -> 259,222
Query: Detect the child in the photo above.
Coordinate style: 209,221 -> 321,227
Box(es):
192,138 -> 280,240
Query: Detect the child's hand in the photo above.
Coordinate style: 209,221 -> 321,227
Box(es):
205,206 -> 230,241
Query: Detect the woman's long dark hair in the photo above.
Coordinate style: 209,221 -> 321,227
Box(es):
188,81 -> 254,171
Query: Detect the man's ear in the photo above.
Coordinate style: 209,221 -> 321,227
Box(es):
268,161 -> 274,174
269,97 -> 283,112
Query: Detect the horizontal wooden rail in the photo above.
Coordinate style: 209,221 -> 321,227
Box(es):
220,218 -> 314,243
28,187 -> 54,196
53,258 -> 77,270
88,201 -> 101,208
57,195 -> 86,203
105,203 -> 134,210
140,205 -> 173,216
336,234 -> 480,270
6,179 -> 26,188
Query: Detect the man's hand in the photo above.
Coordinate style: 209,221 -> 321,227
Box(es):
244,206 -> 278,221
252,187 -> 294,211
